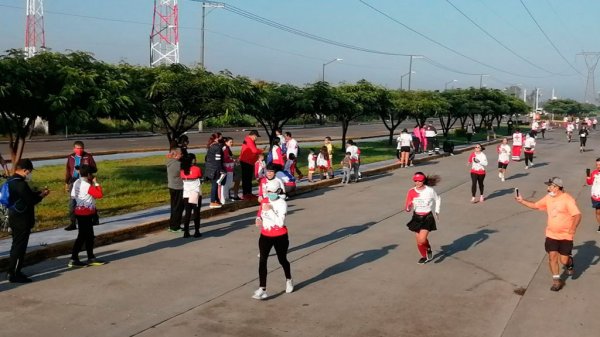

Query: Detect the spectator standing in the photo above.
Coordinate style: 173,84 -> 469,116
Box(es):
275,128 -> 286,155
269,137 -> 285,172
254,153 -> 267,181
205,136 -> 225,208
346,140 -> 361,182
64,141 -> 96,231
220,137 -> 235,205
307,149 -> 317,183
340,152 -> 352,184
397,128 -> 413,168
0,153 -> 8,176
324,137 -> 335,178
412,125 -> 422,153
316,146 -> 330,180
515,177 -> 581,291
284,132 -> 298,160
507,118 -> 514,135
6,159 -> 49,283
180,154 -> 202,238
424,121 -> 438,155
68,165 -> 106,268
166,146 -> 184,232
240,130 -> 264,200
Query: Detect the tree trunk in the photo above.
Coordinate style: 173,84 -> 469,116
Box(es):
341,120 -> 349,149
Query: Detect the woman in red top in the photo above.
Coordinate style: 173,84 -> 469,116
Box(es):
180,154 -> 202,238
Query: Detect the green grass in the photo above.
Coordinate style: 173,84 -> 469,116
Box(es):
4,135 -> 485,237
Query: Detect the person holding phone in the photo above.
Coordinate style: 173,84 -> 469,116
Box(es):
585,158 -> 600,232
468,144 -> 488,203
404,172 -> 441,264
515,177 -> 581,292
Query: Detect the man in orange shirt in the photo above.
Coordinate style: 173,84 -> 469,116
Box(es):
515,177 -> 581,292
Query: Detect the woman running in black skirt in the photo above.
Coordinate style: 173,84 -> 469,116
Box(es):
404,172 -> 441,264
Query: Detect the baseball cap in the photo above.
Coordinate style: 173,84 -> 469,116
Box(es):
544,177 -> 563,188
249,130 -> 261,137
16,158 -> 34,171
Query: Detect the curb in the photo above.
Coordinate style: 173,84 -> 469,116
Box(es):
0,140 -> 500,272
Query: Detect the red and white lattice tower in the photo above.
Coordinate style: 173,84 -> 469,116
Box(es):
25,0 -> 46,58
150,0 -> 180,66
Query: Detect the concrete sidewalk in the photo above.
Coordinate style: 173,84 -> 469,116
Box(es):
0,141 -> 476,268
1,128 -> 598,337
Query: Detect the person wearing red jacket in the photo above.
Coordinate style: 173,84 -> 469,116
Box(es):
68,165 -> 105,268
239,130 -> 265,200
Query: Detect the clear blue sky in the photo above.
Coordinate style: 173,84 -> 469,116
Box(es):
1,0 -> 599,101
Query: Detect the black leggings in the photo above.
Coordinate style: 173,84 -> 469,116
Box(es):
183,198 -> 201,233
580,137 -> 587,147
470,173 -> 485,197
258,233 -> 291,288
72,215 -> 95,261
524,152 -> 534,166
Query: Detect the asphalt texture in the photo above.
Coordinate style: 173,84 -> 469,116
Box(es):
1,128 -> 600,337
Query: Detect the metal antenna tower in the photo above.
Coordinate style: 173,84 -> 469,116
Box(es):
25,0 -> 45,58
578,52 -> 600,103
150,0 -> 180,66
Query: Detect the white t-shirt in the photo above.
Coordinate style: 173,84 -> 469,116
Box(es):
397,133 -> 412,147
497,144 -> 511,163
512,132 -> 523,146
286,138 -> 298,159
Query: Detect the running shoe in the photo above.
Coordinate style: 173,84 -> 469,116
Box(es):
209,202 -> 222,209
417,257 -> 428,264
597,226 -> 600,232
193,232 -> 202,238
7,273 -> 32,283
252,288 -> 268,300
68,260 -> 87,268
286,279 -> 294,293
64,224 -> 77,231
471,197 -> 476,203
87,259 -> 107,267
426,249 -> 433,262
183,232 -> 191,238
550,280 -> 564,292
480,195 -> 485,203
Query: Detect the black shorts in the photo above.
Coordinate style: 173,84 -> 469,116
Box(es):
591,198 -> 600,209
406,212 -> 437,233
497,162 -> 508,169
544,237 -> 573,256
400,146 -> 411,153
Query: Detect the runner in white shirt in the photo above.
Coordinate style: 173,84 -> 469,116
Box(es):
523,132 -> 536,169
404,172 -> 441,264
497,138 -> 511,182
566,122 -> 575,142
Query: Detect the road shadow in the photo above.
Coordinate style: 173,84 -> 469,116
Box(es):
294,244 -> 398,291
532,162 -> 548,168
571,240 -> 600,280
414,160 -> 439,167
288,221 -> 376,254
506,172 -> 529,180
485,188 -> 515,201
434,229 -> 497,263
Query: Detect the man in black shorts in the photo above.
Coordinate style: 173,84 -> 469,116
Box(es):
515,177 -> 581,291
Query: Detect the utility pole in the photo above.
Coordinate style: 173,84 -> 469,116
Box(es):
479,74 -> 489,89
25,0 -> 45,58
577,52 -> 600,103
199,1 -> 224,68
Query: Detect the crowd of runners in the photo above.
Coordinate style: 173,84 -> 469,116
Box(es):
2,116 -> 600,296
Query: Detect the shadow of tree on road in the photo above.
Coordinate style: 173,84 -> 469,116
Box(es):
571,240 -> 600,280
485,188 -> 515,201
294,244 -> 397,291
434,229 -> 497,263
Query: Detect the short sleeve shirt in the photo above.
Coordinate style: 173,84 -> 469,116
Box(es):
534,193 -> 581,240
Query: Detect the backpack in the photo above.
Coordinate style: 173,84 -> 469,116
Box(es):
0,178 -> 16,209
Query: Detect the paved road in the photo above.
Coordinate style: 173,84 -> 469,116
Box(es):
1,128 -> 599,337
17,123 -> 404,159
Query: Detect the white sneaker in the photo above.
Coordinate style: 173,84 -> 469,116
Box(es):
524,166 -> 528,169
498,172 -> 502,178
252,288 -> 267,300
286,279 -> 294,293
480,195 -> 485,203
471,197 -> 476,203
501,177 -> 505,182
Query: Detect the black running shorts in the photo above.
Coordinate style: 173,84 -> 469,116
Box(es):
544,237 -> 573,256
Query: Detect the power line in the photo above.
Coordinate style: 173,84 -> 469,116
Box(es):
518,0 -> 583,76
445,0 -> 568,76
359,0 -> 549,79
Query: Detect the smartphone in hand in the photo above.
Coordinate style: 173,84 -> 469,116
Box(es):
515,188 -> 520,198
586,168 -> 591,177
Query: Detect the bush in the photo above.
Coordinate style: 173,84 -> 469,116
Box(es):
453,128 -> 467,138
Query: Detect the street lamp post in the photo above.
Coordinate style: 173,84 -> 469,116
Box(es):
408,55 -> 423,91
322,58 -> 343,82
444,79 -> 457,90
400,71 -> 415,90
